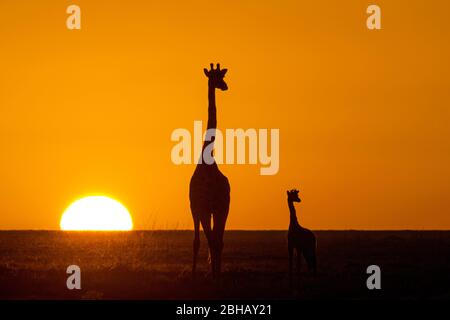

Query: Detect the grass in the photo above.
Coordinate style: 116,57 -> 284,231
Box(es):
0,231 -> 449,299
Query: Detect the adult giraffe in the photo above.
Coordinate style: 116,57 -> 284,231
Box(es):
190,63 -> 230,279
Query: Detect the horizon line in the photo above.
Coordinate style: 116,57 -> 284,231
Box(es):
1,229 -> 450,232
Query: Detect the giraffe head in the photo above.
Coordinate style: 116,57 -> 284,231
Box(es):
204,63 -> 228,91
287,189 -> 301,203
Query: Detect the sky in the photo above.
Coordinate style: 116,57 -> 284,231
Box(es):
0,0 -> 449,230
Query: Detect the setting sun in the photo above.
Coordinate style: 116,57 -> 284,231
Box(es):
60,196 -> 133,231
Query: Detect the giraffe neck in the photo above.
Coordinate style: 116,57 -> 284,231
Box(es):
201,84 -> 217,157
288,200 -> 300,228
207,84 -> 217,131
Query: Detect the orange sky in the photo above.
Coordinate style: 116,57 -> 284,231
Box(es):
0,0 -> 449,230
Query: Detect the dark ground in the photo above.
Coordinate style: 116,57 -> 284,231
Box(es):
0,231 -> 449,299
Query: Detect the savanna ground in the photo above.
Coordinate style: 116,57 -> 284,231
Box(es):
0,231 -> 449,300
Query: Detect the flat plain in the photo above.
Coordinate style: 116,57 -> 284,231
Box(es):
0,231 -> 449,299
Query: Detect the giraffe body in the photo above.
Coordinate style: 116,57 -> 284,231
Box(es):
190,163 -> 230,216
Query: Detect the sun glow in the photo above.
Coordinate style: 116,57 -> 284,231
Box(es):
60,196 -> 133,231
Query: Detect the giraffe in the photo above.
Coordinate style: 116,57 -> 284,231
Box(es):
190,63 -> 230,279
287,189 -> 317,288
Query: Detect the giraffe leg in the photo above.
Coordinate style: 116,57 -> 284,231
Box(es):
310,252 -> 317,276
297,248 -> 302,289
288,241 -> 294,290
213,209 -> 228,279
304,242 -> 317,276
192,214 -> 200,278
199,214 -> 214,278
311,238 -> 317,276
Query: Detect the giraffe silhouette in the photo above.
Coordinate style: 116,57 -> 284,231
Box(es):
287,189 -> 317,289
190,63 -> 230,279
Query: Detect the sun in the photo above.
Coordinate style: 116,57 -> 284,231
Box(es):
60,196 -> 133,231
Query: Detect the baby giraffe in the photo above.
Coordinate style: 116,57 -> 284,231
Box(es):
287,189 -> 317,288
